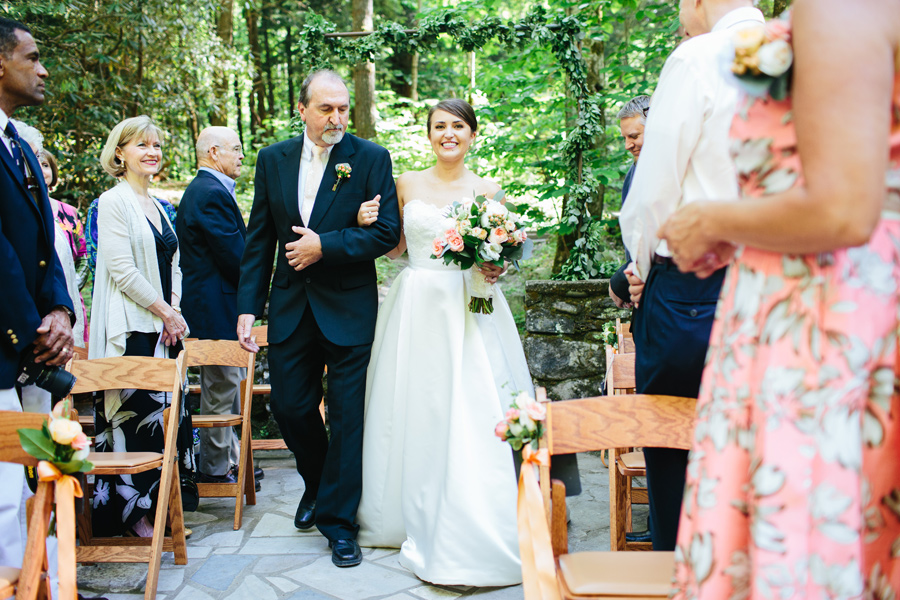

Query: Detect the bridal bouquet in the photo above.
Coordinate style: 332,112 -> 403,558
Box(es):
18,399 -> 94,475
494,392 -> 547,452
431,190 -> 529,314
730,16 -> 793,101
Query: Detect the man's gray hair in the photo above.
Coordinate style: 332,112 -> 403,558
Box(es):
616,95 -> 651,124
298,69 -> 346,107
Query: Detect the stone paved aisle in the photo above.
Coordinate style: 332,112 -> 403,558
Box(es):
77,450 -> 639,600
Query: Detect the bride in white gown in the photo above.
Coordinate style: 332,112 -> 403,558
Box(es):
355,99 -> 531,586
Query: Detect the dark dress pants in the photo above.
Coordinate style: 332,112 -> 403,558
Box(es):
631,260 -> 725,551
268,308 -> 372,541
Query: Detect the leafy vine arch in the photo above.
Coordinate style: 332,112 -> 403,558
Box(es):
294,6 -> 604,276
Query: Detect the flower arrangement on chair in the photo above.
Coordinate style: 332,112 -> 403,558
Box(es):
495,391 -> 547,452
17,400 -> 93,600
18,399 -> 94,476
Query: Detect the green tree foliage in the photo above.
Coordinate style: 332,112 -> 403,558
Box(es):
3,0 -> 233,209
2,0 -> 791,279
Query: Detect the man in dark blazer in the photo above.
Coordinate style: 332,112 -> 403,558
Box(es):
0,16 -> 74,570
178,126 -> 254,487
237,69 -> 400,568
609,95 -> 649,308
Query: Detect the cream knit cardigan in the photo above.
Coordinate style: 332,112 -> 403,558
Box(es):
89,180 -> 184,419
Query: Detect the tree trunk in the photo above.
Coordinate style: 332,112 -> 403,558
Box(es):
261,5 -> 276,131
245,6 -> 266,144
285,24 -> 295,113
235,77 -> 244,147
393,51 -> 415,98
410,52 -> 419,101
584,36 -> 607,219
466,51 -> 475,105
772,0 -> 789,17
351,0 -> 377,139
210,0 -> 233,127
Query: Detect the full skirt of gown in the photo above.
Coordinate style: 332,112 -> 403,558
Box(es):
357,199 -> 529,586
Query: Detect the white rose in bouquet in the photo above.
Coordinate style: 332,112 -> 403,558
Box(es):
757,39 -> 793,77
479,242 -> 502,262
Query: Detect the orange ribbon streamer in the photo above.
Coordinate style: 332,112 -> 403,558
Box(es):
37,460 -> 81,600
517,445 -> 562,600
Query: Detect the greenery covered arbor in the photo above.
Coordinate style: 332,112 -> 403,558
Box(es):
3,0 -> 790,278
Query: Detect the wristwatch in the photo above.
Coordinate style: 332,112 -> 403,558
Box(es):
54,305 -> 76,323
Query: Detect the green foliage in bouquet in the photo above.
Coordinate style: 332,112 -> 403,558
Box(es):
18,402 -> 94,475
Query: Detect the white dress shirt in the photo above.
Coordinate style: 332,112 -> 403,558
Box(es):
298,132 -> 333,224
620,7 -> 765,281
0,107 -> 12,157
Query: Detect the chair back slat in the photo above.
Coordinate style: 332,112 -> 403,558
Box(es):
546,394 -> 695,455
0,411 -> 46,466
608,352 -> 636,393
69,356 -> 180,394
250,325 -> 268,348
184,340 -> 253,369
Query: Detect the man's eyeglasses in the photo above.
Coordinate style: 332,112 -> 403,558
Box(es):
642,107 -> 650,118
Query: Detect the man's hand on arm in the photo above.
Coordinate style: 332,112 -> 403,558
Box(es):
237,314 -> 259,353
286,227 -> 323,272
33,308 -> 74,366
624,263 -> 645,308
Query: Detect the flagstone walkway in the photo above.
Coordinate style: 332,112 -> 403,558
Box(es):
76,450 -> 641,600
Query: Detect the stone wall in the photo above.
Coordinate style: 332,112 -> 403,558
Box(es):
524,279 -> 629,401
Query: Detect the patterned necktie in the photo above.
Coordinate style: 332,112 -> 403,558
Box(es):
5,121 -> 27,179
301,145 -> 327,226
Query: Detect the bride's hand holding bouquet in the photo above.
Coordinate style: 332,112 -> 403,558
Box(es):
431,190 -> 530,313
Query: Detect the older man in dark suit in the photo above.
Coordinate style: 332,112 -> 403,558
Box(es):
178,126 -> 259,487
0,16 -> 74,569
237,69 -> 400,567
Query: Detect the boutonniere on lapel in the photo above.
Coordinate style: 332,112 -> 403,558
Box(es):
332,163 -> 351,192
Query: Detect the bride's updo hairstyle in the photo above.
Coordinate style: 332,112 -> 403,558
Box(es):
426,99 -> 478,134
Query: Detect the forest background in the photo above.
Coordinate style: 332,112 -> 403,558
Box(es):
3,0 -> 790,287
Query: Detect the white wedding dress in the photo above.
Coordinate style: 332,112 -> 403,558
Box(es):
357,199 -> 531,586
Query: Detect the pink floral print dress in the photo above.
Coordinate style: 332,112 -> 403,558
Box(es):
670,37 -> 900,600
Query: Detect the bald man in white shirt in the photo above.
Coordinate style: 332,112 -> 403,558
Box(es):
618,0 -> 764,551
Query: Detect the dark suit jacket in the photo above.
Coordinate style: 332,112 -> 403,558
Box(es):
237,133 -> 401,347
177,170 -> 247,340
610,162 -> 637,301
0,134 -> 73,387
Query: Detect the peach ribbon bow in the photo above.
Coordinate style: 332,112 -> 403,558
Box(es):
37,460 -> 83,600
517,444 -> 562,600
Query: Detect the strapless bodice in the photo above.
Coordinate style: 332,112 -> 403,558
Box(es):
403,200 -> 460,271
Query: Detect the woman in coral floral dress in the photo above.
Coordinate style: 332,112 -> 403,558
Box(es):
658,0 -> 900,596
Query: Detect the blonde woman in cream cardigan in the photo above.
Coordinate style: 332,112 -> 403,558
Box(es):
89,115 -> 189,538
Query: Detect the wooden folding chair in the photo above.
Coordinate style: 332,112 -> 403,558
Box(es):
0,411 -> 61,600
69,353 -> 189,600
604,350 -> 649,551
616,318 -> 635,354
183,339 -> 257,530
517,388 -> 695,599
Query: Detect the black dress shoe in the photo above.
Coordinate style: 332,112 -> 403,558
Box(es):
255,466 -> 264,480
255,478 -> 261,492
294,500 -> 316,530
625,530 -> 652,543
329,538 -> 362,567
199,470 -> 237,484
